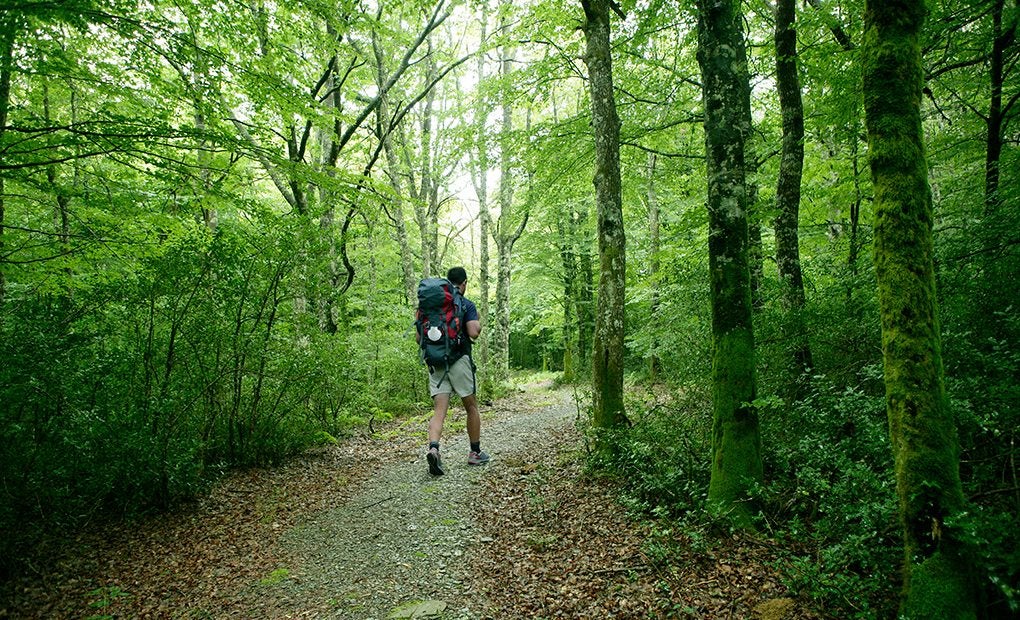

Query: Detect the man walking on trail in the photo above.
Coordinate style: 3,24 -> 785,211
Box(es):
424,267 -> 489,476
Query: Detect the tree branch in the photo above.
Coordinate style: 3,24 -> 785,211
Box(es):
335,1 -> 453,153
805,0 -> 854,50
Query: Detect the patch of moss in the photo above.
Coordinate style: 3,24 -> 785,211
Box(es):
258,568 -> 290,586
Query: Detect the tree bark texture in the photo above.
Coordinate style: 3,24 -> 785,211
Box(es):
582,0 -> 627,431
696,0 -> 762,526
773,0 -> 814,386
863,2 -> 977,616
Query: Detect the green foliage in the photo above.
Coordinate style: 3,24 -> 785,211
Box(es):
586,388 -> 712,519
942,320 -> 1020,615
753,374 -> 899,618
947,506 -> 1019,615
0,204 -> 425,575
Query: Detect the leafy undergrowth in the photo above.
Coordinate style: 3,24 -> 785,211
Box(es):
468,426 -> 828,619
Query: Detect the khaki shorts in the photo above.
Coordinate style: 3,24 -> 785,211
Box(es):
428,354 -> 476,398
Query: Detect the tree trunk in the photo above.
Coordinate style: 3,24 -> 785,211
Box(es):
581,0 -> 627,432
556,207 -> 578,383
696,0 -> 762,527
375,33 -> 418,306
977,0 -> 1018,338
42,81 -> 71,272
576,206 -> 595,375
0,16 -> 14,303
646,152 -> 661,380
848,136 -> 864,282
984,0 -> 1016,215
743,107 -> 763,311
863,1 -> 977,616
490,6 -> 531,386
491,19 -> 516,385
472,3 -> 493,371
773,0 -> 814,390
415,42 -> 441,278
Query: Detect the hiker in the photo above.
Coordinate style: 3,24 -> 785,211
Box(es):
417,266 -> 489,475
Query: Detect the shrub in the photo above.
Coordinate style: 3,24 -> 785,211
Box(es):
754,371 -> 900,618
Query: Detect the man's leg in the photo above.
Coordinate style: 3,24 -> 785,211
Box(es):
429,392 -> 451,443
462,394 -> 489,465
427,392 -> 450,476
462,393 -> 480,444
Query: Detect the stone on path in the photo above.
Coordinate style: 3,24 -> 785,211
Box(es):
387,599 -> 448,619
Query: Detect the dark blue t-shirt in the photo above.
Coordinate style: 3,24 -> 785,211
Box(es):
461,296 -> 479,354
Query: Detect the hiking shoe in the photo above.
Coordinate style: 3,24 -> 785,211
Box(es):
427,447 -> 445,476
467,450 -> 490,466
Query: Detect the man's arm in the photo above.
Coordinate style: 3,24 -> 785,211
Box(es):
464,299 -> 481,341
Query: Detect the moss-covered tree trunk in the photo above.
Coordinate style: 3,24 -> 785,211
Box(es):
862,2 -> 977,617
773,0 -> 814,391
696,0 -> 762,527
581,0 -> 627,432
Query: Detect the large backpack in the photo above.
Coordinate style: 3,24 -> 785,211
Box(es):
415,278 -> 466,370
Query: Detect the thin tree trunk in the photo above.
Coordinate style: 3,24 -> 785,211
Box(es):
491,6 -> 529,384
374,33 -> 418,305
0,16 -> 15,304
421,41 -> 439,276
577,205 -> 595,371
646,152 -> 661,380
807,0 -> 855,50
774,0 -> 814,389
473,3 -> 493,371
582,0 -> 627,432
848,135 -> 863,282
696,0 -> 762,527
744,115 -> 763,311
42,81 -> 72,277
556,207 -> 578,383
491,25 -> 514,384
863,1 -> 977,616
984,0 -> 1017,214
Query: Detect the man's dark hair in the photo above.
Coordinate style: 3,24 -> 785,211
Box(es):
447,266 -> 468,285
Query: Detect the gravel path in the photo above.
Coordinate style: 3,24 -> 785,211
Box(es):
242,386 -> 577,619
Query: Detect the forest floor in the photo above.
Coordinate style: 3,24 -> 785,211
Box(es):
0,381 -> 826,619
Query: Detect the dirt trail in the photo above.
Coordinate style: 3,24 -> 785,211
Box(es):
241,385 -> 576,619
